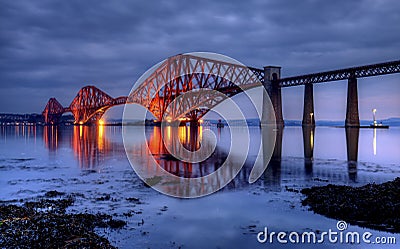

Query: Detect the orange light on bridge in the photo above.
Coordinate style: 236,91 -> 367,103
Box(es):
98,119 -> 104,126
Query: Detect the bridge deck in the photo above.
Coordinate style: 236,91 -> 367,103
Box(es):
43,58 -> 400,124
249,60 -> 400,87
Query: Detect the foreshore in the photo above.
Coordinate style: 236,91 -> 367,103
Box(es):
0,190 -> 125,248
302,177 -> 400,233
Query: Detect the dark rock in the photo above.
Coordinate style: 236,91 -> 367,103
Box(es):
96,194 -> 111,201
126,197 -> 142,204
44,190 -> 65,198
0,196 -> 125,248
301,177 -> 400,233
108,219 -> 126,229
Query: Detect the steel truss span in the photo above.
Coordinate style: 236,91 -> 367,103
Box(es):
42,86 -> 127,125
42,98 -> 65,124
278,60 -> 400,87
126,54 -> 261,122
234,60 -> 400,87
42,56 -> 399,125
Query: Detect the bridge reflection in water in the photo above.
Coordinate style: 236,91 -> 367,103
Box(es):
32,123 -> 392,191
145,126 -> 223,178
43,125 -> 114,169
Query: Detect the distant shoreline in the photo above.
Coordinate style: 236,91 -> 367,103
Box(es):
1,113 -> 400,127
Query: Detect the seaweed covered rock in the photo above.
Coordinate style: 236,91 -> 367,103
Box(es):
0,192 -> 126,248
302,177 -> 400,232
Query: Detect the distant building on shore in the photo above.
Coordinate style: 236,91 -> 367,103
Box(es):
0,113 -> 74,125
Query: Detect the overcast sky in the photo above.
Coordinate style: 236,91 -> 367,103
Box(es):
0,0 -> 399,120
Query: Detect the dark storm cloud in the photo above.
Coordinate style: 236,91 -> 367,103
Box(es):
0,0 -> 399,116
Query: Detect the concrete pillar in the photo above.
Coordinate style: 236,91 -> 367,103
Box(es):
263,66 -> 284,126
345,76 -> 360,127
302,84 -> 315,126
273,84 -> 284,126
261,90 -> 275,126
189,120 -> 199,127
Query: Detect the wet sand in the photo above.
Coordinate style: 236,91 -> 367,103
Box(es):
1,157 -> 400,248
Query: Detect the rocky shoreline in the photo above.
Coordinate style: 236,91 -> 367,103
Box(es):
301,177 -> 400,233
0,190 -> 126,248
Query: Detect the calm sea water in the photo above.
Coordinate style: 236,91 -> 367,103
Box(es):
0,125 -> 399,248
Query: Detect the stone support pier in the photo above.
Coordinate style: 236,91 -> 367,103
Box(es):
345,76 -> 360,127
263,66 -> 284,126
302,84 -> 315,126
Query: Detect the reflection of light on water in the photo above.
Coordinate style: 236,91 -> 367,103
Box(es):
166,126 -> 171,140
43,126 -> 59,150
310,129 -> 314,151
98,124 -> 104,138
373,128 -> 377,156
179,126 -> 187,144
98,124 -> 104,150
70,125 -> 113,169
149,127 -> 161,156
55,127 -> 58,149
199,126 -> 203,142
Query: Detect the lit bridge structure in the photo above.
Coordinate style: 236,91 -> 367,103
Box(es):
42,87 -> 127,125
42,54 -> 400,126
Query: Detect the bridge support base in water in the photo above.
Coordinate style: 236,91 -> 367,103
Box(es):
302,84 -> 315,126
345,77 -> 360,127
263,66 -> 284,126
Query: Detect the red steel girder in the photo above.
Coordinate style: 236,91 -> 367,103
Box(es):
42,98 -> 65,124
41,86 -> 128,125
42,56 -> 400,124
127,54 -> 261,121
69,86 -> 115,124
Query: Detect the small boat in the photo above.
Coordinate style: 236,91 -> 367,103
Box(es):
216,119 -> 224,128
370,109 -> 389,128
369,123 -> 389,129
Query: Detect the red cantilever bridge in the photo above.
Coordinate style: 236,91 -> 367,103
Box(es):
42,54 -> 400,125
43,87 -> 127,125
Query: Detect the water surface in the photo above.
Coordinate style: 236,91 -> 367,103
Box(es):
0,125 -> 399,248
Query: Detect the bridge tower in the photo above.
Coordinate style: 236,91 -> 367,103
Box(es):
302,84 -> 315,126
263,66 -> 284,126
345,75 -> 360,127
42,98 -> 65,125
